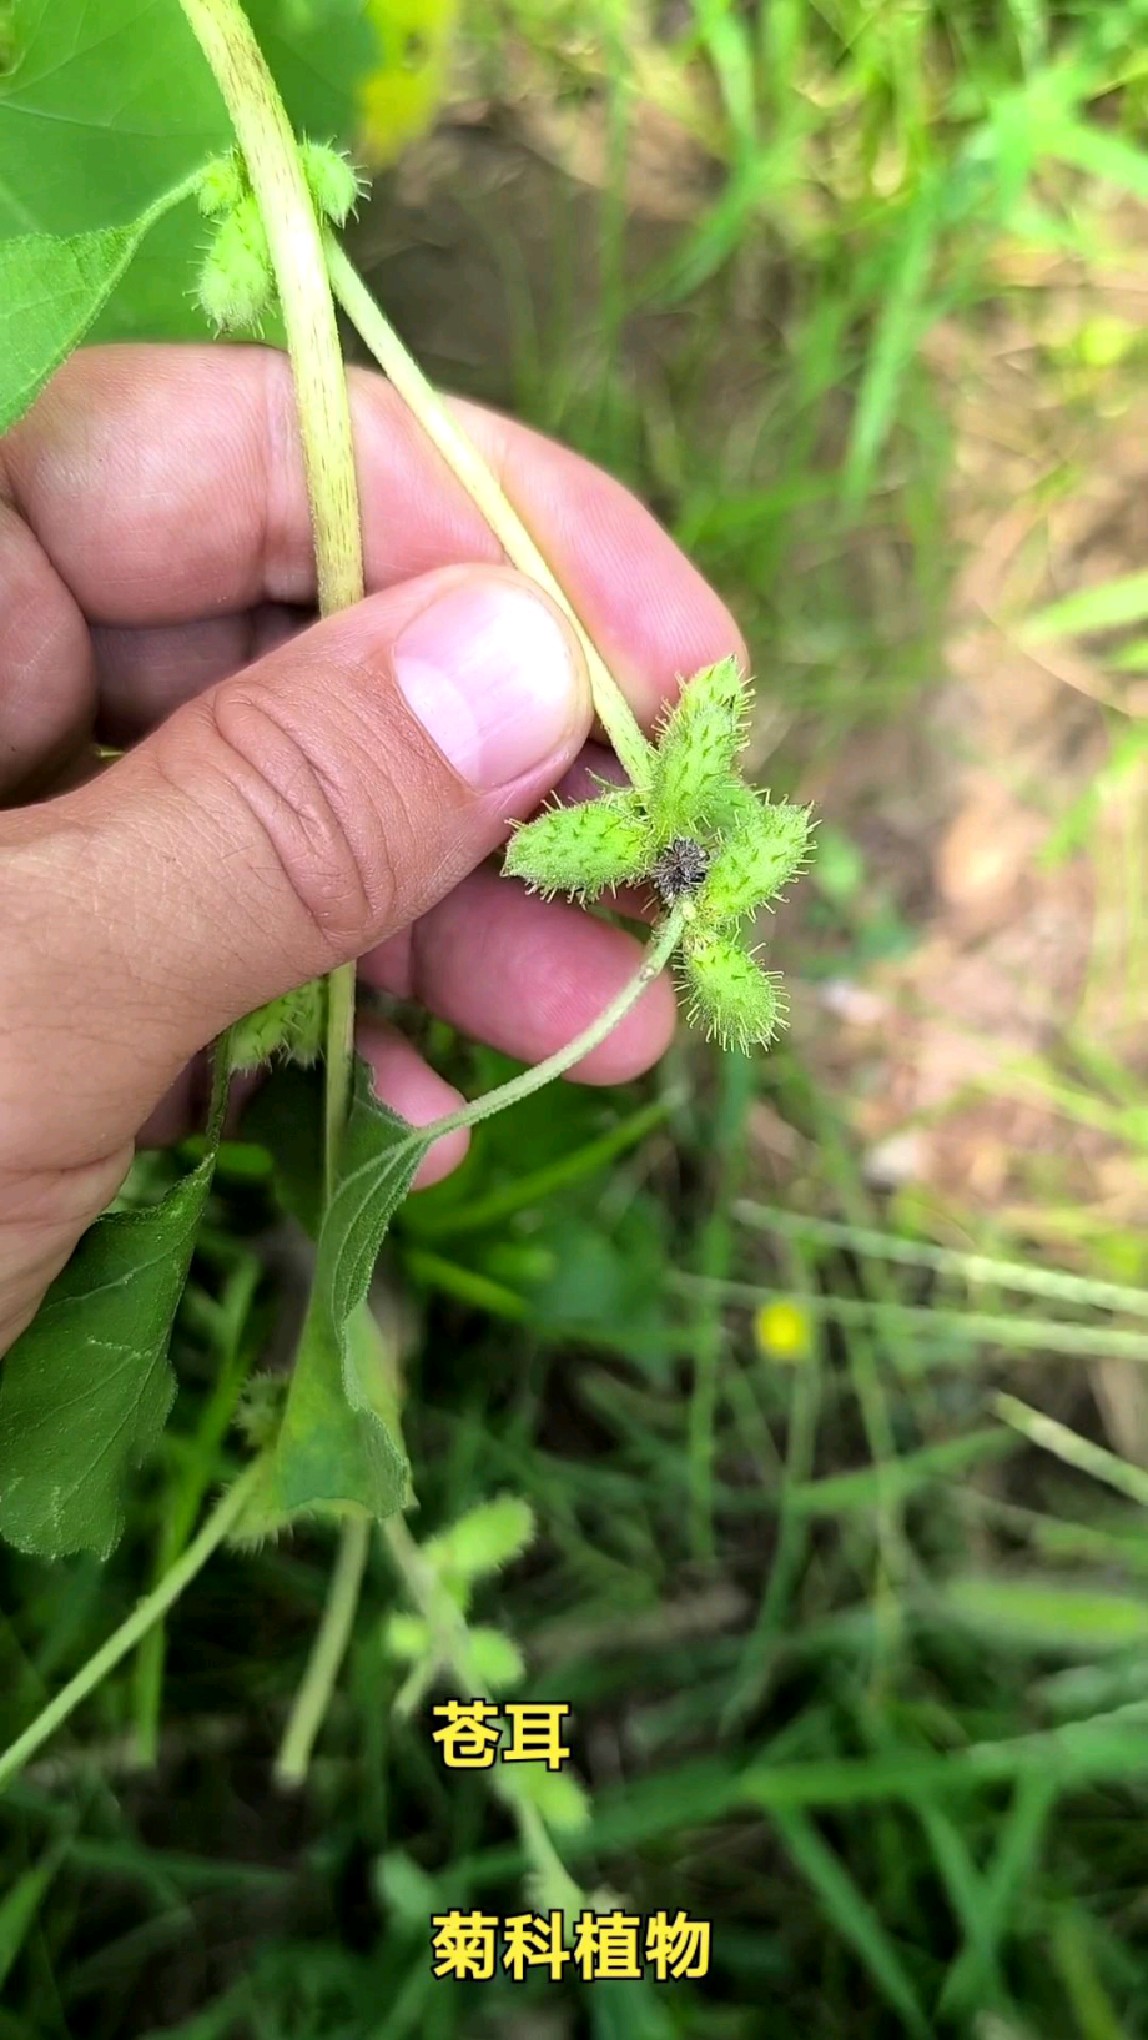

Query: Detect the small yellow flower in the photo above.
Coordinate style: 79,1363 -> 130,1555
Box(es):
754,1298 -> 813,1364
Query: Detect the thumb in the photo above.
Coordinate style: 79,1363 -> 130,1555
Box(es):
2,565 -> 590,1173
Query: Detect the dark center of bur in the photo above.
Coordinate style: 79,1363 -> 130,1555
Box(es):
652,836 -> 711,906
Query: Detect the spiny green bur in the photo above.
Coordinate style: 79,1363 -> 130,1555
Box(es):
194,141 -> 362,336
421,1494 -> 536,1594
196,149 -> 247,220
298,139 -> 363,227
503,789 -> 651,901
505,657 -> 812,1052
384,1613 -> 525,1692
678,933 -> 784,1053
649,654 -> 750,844
196,191 -> 273,333
700,799 -> 811,925
229,981 -> 327,1073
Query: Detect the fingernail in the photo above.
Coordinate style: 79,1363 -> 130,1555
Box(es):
394,576 -> 584,790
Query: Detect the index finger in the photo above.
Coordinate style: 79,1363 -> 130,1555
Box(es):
0,344 -> 744,738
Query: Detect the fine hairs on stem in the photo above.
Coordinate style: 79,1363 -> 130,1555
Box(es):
324,237 -> 656,793
175,0 -> 372,1786
177,0 -> 362,1196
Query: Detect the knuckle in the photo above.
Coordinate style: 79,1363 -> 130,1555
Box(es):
195,685 -> 401,954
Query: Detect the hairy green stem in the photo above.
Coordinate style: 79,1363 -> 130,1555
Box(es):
178,0 -> 361,613
177,0 -> 362,1192
275,1514 -> 371,1787
141,166 -> 214,233
420,903 -> 689,1149
0,1463 -> 261,1796
326,239 -> 657,793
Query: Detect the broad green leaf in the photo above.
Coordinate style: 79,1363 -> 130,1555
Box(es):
0,2 -> 224,237
248,0 -> 378,139
263,1055 -> 426,1523
0,0 -> 379,343
0,1147 -> 220,1559
0,192 -> 192,434
242,1060 -> 325,1238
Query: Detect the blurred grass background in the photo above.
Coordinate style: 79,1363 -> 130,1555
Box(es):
9,1 -> 1148,2033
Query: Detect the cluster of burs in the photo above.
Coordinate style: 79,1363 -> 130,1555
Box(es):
506,655 -> 812,1051
195,140 -> 362,332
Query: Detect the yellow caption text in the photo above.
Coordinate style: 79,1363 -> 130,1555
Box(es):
431,1909 -> 712,1981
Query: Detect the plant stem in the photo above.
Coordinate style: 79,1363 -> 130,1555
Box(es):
323,968 -> 357,1194
382,1515 -> 584,1918
130,1257 -> 260,1768
421,903 -> 689,1148
0,1463 -> 261,1796
275,1515 -> 371,1787
178,0 -> 361,615
177,0 -> 363,1192
325,239 -> 657,793
273,1517 -> 369,1787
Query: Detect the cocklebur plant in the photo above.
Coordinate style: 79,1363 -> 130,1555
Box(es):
191,137 -> 812,1072
195,138 -> 363,334
0,0 -> 812,1847
504,655 -> 812,1052
383,1495 -> 536,1706
379,1498 -> 591,1916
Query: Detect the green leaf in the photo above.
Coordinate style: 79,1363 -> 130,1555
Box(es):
0,2 -> 224,237
263,1056 -> 426,1524
0,201 -> 186,436
0,1147 -> 220,1559
0,0 -> 378,342
1024,570 -> 1148,643
242,1061 -> 325,1238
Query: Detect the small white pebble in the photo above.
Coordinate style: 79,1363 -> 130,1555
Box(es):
819,977 -> 888,1027
862,1129 -> 927,1189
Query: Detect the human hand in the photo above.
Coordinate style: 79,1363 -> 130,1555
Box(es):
0,345 -> 744,1354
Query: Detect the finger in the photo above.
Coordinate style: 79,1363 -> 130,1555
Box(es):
362,865 -> 677,1083
356,1022 -> 468,1189
0,502 -> 92,797
91,605 -> 303,745
4,345 -> 744,739
135,1028 -> 466,1194
0,564 -> 590,1179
